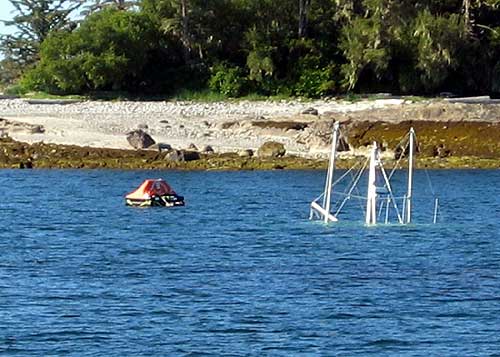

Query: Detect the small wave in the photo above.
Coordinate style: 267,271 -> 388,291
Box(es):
123,272 -> 147,278
365,338 -> 413,347
0,347 -> 31,354
28,330 -> 112,342
431,296 -> 500,303
59,314 -> 81,318
177,350 -> 215,356
237,317 -> 268,325
207,328 -> 259,334
261,345 -> 302,352
327,312 -> 357,319
118,310 -> 144,317
436,312 -> 475,318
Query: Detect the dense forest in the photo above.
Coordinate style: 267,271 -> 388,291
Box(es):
1,0 -> 500,98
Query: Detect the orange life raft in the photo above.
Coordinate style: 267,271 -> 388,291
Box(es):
125,179 -> 184,207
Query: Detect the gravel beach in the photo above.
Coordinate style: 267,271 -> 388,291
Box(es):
0,98 -> 406,156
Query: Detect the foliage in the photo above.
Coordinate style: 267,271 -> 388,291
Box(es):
81,0 -> 139,15
293,66 -> 335,98
4,0 -> 500,96
0,58 -> 25,85
3,83 -> 28,96
339,0 -> 393,91
290,51 -> 336,97
208,63 -> 247,98
0,0 -> 81,73
20,8 -> 159,94
412,10 -> 465,91
245,27 -> 276,83
140,0 -> 248,65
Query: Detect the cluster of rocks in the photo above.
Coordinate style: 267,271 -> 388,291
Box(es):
126,128 -> 208,162
0,118 -> 45,135
125,127 -> 287,162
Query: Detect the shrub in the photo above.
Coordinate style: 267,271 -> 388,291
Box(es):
294,66 -> 335,98
208,64 -> 247,98
3,83 -> 28,96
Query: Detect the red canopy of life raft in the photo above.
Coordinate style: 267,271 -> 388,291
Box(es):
125,179 -> 176,200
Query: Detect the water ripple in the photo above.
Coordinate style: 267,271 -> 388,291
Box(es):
0,169 -> 499,355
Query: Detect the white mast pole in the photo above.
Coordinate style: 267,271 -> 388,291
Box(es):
323,122 -> 340,223
433,198 -> 439,224
366,142 -> 378,225
406,128 -> 415,224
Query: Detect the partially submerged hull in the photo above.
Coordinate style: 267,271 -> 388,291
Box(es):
126,194 -> 185,207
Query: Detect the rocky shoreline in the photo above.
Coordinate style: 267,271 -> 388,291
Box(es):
1,135 -> 498,170
1,98 -> 499,169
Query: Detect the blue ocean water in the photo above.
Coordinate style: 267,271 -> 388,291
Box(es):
0,169 -> 499,356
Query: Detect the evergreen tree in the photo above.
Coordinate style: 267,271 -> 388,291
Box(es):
0,0 -> 82,81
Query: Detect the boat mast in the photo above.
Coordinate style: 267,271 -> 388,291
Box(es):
406,127 -> 415,224
365,142 -> 378,225
323,121 -> 340,223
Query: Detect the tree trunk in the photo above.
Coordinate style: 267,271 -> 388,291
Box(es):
298,0 -> 311,38
180,0 -> 192,63
463,0 -> 470,33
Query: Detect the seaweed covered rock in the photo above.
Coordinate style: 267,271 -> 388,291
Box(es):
163,149 -> 201,162
126,129 -> 155,149
238,149 -> 254,157
164,149 -> 184,162
258,141 -> 286,158
183,150 -> 201,161
433,144 -> 451,158
148,143 -> 172,152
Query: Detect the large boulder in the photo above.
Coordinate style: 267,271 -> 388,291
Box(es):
301,107 -> 319,116
148,143 -> 172,152
126,129 -> 155,149
238,149 -> 254,157
29,125 -> 45,134
164,149 -> 184,162
296,120 -> 350,155
201,145 -> 214,154
163,149 -> 201,162
183,150 -> 201,161
258,141 -> 286,158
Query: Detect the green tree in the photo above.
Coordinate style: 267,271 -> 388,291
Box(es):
141,0 -> 200,63
22,8 -> 159,93
339,0 -> 395,90
411,10 -> 465,91
245,27 -> 276,83
0,0 -> 81,73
